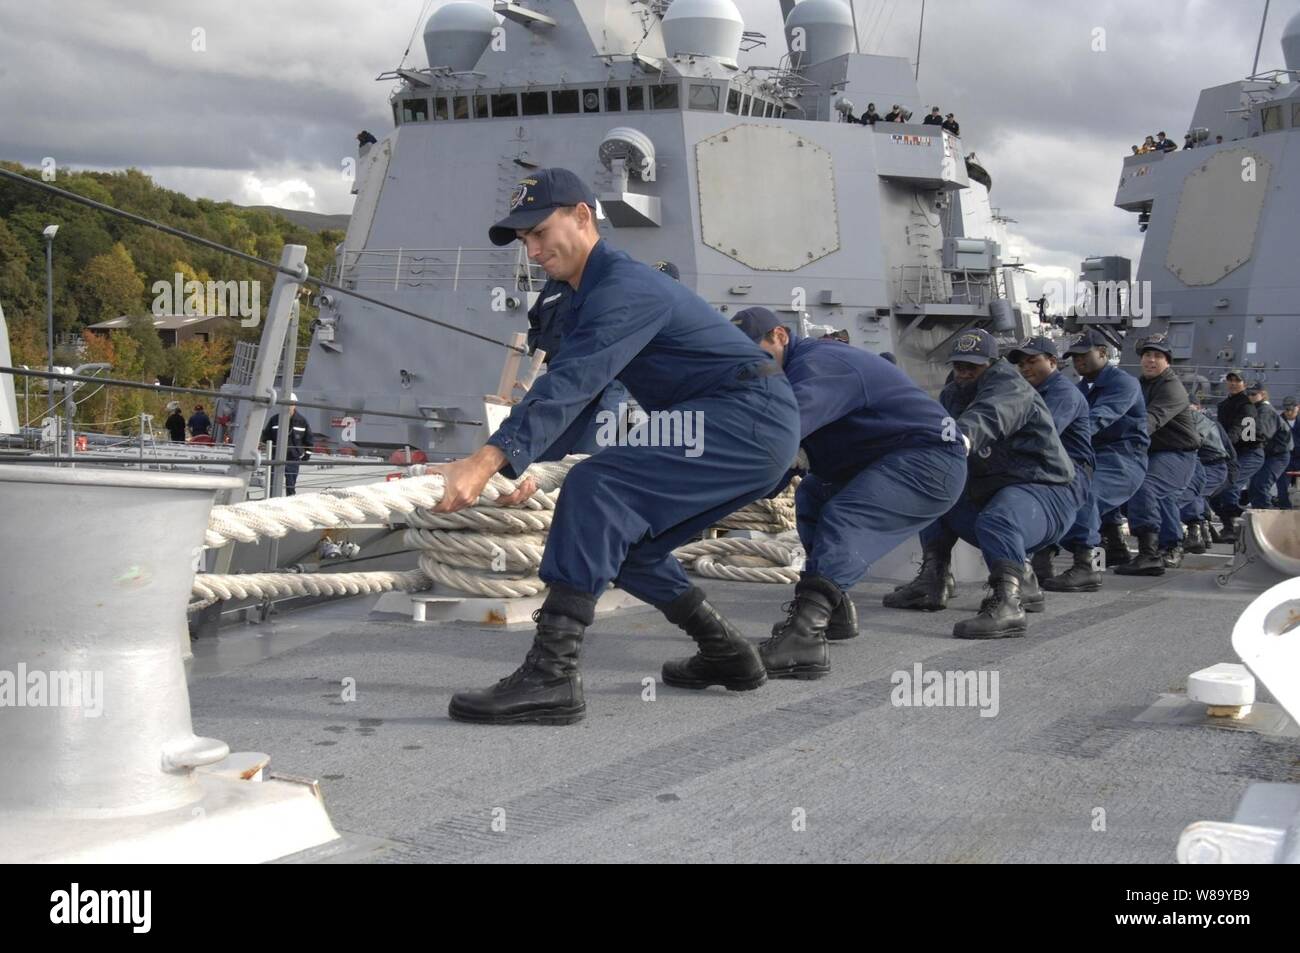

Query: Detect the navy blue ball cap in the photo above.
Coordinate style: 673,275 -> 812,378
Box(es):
1136,332 -> 1173,357
1282,395 -> 1297,410
1007,335 -> 1058,363
653,260 -> 680,280
730,307 -> 783,342
1063,328 -> 1111,355
947,328 -> 997,365
489,168 -> 597,246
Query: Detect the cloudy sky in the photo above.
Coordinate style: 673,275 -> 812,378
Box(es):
1,0 -> 1296,293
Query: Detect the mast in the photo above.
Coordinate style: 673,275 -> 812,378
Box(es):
1251,0 -> 1270,75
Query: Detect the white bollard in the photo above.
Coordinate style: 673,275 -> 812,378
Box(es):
0,465 -> 338,861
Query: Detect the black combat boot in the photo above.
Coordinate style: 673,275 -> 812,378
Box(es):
1020,560 -> 1045,613
448,586 -> 595,725
661,587 -> 767,691
1162,542 -> 1185,569
1030,546 -> 1057,585
1217,516 -> 1237,544
759,575 -> 840,679
1114,530 -> 1165,576
1041,545 -> 1102,592
953,561 -> 1027,639
825,591 -> 859,641
1198,519 -> 1213,548
1183,521 -> 1207,555
1101,522 -> 1131,567
883,542 -> 955,611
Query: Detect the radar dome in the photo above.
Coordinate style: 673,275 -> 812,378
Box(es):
785,0 -> 855,68
662,0 -> 745,67
423,1 -> 498,72
1283,9 -> 1300,72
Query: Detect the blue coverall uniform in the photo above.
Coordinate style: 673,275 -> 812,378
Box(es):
780,335 -> 967,589
1215,391 -> 1263,518
1178,412 -> 1232,522
1059,363 -> 1149,549
1250,400 -> 1293,508
526,277 -> 627,457
920,359 -> 1079,566
1032,369 -> 1095,548
487,240 -> 801,607
1128,366 -> 1199,547
1280,415 -> 1299,509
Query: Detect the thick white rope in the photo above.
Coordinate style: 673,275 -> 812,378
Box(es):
204,462 -> 570,549
190,568 -> 431,611
195,458 -> 802,607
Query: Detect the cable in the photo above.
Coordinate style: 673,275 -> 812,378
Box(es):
397,0 -> 436,70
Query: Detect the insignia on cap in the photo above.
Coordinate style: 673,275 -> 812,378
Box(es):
955,333 -> 981,352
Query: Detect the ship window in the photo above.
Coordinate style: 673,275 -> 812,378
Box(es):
392,101 -> 401,125
452,96 -> 470,119
740,93 -> 751,115
1262,105 -> 1284,132
491,93 -> 519,117
766,102 -> 776,118
688,84 -> 720,111
606,87 -> 622,111
552,89 -> 579,113
626,86 -> 645,111
583,89 -> 601,112
1294,103 -> 1300,127
432,97 -> 449,121
401,98 -> 429,122
726,89 -> 741,114
473,94 -> 489,118
521,91 -> 549,115
651,84 -> 679,110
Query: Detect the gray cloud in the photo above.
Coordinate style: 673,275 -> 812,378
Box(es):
1,0 -> 1297,288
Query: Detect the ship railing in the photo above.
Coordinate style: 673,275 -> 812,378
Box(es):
894,265 -> 1006,309
893,264 -> 952,307
339,247 -> 546,290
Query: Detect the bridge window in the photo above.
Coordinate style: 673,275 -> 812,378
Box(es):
726,88 -> 741,114
401,98 -> 428,122
651,83 -> 680,110
432,97 -> 449,120
521,91 -> 549,115
606,87 -> 622,111
688,84 -> 721,111
1262,105 -> 1284,132
583,89 -> 601,112
552,89 -> 579,113
392,101 -> 400,125
491,93 -> 519,117
1294,102 -> 1300,127
626,86 -> 645,111
473,94 -> 489,118
452,96 -> 470,119
740,93 -> 751,115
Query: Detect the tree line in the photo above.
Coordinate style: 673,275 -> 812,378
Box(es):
0,162 -> 344,435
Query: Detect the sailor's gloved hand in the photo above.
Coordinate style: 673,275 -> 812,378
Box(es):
792,448 -> 810,472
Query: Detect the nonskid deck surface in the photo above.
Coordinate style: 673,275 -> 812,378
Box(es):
188,554 -> 1292,863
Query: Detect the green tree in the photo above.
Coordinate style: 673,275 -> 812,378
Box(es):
75,242 -> 146,324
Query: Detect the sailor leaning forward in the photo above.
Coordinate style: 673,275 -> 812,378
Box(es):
884,330 -> 1080,640
729,307 -> 966,678
433,168 -> 800,725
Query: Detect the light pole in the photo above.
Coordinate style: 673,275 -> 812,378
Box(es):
43,224 -> 58,441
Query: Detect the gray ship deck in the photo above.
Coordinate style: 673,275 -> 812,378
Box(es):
188,552 -> 1295,864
